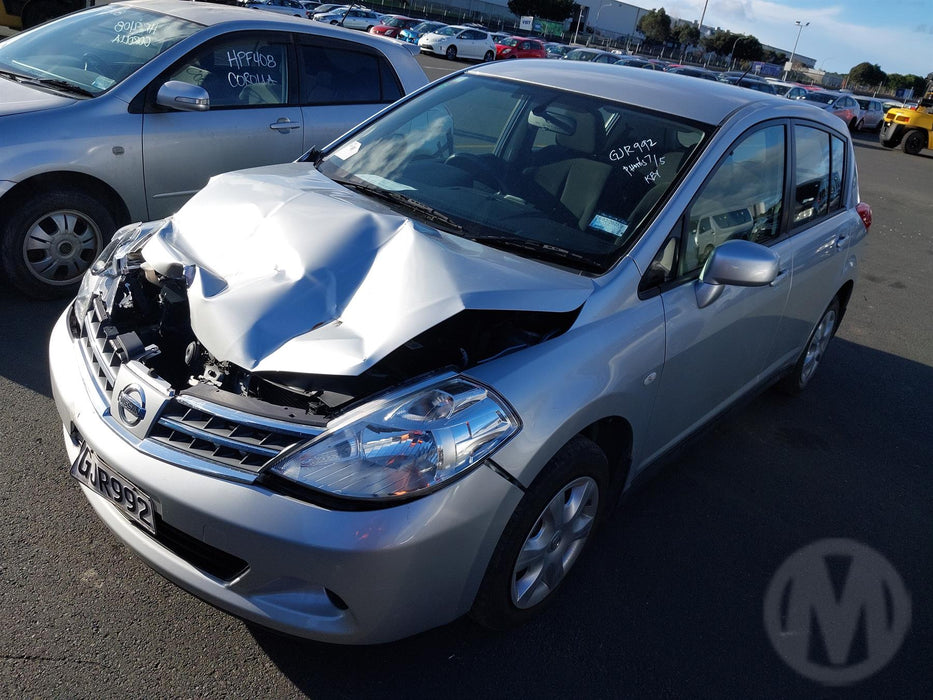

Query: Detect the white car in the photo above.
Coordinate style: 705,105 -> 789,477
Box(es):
854,97 -> 885,132
418,25 -> 496,62
314,7 -> 381,31
246,0 -> 316,19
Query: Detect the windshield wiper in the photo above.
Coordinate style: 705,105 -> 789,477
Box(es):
337,180 -> 463,232
465,234 -> 604,273
28,77 -> 95,98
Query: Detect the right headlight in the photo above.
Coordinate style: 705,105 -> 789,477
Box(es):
266,376 -> 520,501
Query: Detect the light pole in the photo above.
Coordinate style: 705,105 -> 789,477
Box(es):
572,4 -> 584,46
782,20 -> 809,80
729,36 -> 741,70
587,1 -> 618,47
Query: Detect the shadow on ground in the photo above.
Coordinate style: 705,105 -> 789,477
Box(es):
248,337 -> 932,698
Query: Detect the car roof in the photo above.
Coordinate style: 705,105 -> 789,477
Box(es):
465,60 -> 788,126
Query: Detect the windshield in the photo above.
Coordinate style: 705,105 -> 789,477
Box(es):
804,93 -> 836,105
0,5 -> 201,96
317,74 -> 709,274
501,37 -> 518,47
436,26 -> 458,36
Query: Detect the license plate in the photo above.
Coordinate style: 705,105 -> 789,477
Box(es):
71,447 -> 156,535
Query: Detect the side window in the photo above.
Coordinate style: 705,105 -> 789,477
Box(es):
299,44 -> 402,105
168,35 -> 289,108
680,124 -> 785,275
793,125 -> 831,225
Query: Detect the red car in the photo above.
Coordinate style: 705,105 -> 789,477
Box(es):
495,36 -> 547,60
369,15 -> 422,39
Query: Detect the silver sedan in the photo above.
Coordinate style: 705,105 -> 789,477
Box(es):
51,61 -> 871,644
0,0 -> 427,297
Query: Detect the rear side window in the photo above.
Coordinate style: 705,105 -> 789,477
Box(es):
793,125 -> 845,226
299,44 -> 403,105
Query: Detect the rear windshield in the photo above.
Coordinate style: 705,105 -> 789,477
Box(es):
804,93 -> 837,105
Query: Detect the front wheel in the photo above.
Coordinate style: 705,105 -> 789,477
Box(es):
901,129 -> 927,155
483,50 -> 495,62
778,297 -> 840,395
445,45 -> 457,60
470,435 -> 608,630
855,119 -> 865,132
0,189 -> 115,299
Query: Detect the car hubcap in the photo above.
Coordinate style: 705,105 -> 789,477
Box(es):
23,209 -> 102,285
800,308 -> 836,385
511,476 -> 598,609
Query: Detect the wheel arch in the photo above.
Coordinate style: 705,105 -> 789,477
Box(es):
578,415 -> 634,507
835,279 -> 855,329
1,171 -> 131,229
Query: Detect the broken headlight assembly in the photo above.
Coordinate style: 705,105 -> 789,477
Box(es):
267,376 -> 520,501
73,218 -> 171,321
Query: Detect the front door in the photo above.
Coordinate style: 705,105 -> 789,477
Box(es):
141,32 -> 303,219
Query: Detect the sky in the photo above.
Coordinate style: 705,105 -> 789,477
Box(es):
654,0 -> 933,77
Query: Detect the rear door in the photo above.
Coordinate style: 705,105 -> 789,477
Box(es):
141,31 -> 302,219
295,36 -> 406,152
765,122 -> 861,370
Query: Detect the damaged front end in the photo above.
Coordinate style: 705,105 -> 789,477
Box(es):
71,218 -> 579,503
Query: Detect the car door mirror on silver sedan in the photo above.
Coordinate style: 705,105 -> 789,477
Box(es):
695,239 -> 781,308
156,80 -> 211,112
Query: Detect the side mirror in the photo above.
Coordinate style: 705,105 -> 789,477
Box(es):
694,239 -> 780,308
156,80 -> 210,112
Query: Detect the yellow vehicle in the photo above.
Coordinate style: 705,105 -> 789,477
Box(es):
879,85 -> 933,155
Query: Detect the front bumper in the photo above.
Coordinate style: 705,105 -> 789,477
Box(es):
49,308 -> 523,644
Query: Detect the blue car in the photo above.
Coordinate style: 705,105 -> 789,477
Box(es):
399,20 -> 445,44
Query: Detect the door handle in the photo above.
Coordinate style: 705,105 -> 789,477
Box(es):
269,119 -> 300,132
835,234 -> 848,250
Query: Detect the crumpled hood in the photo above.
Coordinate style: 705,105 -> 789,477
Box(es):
0,78 -> 75,116
144,163 -> 595,376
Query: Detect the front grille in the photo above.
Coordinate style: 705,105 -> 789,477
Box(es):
76,304 -> 323,474
151,396 -> 321,471
79,304 -> 123,397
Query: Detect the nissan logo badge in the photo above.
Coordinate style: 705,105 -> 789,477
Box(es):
117,384 -> 146,426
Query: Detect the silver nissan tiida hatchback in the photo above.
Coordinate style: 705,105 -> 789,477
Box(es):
50,60 -> 872,643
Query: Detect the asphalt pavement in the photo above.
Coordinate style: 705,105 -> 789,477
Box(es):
1,92 -> 931,698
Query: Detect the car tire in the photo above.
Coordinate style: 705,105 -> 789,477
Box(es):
847,117 -> 857,132
778,297 -> 840,395
470,435 -> 608,631
855,119 -> 864,132
901,129 -> 926,155
330,19 -> 338,24
0,189 -> 115,299
484,51 -> 495,62
445,45 -> 457,60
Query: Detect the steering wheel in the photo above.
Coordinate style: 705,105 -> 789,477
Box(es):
444,153 -> 505,192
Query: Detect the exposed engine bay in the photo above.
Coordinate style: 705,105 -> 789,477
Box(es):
93,267 -> 579,422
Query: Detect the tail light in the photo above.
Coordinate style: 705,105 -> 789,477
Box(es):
856,202 -> 872,230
